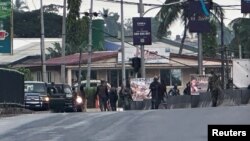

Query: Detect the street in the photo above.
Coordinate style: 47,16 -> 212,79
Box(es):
0,105 -> 250,141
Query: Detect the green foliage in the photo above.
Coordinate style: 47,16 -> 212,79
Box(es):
229,18 -> 250,58
13,0 -> 29,12
202,20 -> 218,57
13,10 -> 62,37
84,87 -> 97,108
66,0 -> 89,54
46,42 -> 62,59
16,67 -> 33,81
156,0 -> 224,54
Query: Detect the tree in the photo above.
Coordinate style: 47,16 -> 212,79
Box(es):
202,20 -> 218,57
13,10 -> 62,37
66,0 -> 88,54
156,0 -> 224,54
13,0 -> 29,12
229,18 -> 250,58
100,9 -> 120,37
17,67 -> 33,81
46,42 -> 62,59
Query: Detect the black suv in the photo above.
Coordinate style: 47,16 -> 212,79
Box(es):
24,81 -> 49,110
47,83 -> 84,112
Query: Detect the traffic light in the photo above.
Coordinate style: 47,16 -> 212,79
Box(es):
131,57 -> 141,73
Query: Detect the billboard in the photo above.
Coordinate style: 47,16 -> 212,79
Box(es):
130,78 -> 153,101
0,0 -> 12,53
133,17 -> 152,45
241,0 -> 250,13
190,74 -> 209,95
188,0 -> 211,33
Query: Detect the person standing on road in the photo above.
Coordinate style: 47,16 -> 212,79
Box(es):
207,71 -> 222,107
95,80 -> 109,111
149,76 -> 162,109
119,81 -> 133,110
109,87 -> 118,111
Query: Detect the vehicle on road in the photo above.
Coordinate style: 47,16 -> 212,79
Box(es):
48,83 -> 84,112
24,81 -> 49,110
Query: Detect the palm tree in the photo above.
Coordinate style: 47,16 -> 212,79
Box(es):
14,0 -> 29,12
229,18 -> 250,58
156,0 -> 224,54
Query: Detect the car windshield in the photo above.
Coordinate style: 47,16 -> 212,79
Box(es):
25,83 -> 46,93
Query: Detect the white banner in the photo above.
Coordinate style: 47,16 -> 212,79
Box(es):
130,78 -> 153,101
233,59 -> 250,88
118,47 -> 170,64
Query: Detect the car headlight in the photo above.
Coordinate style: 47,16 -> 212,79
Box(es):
66,93 -> 73,98
76,96 -> 83,104
41,96 -> 49,102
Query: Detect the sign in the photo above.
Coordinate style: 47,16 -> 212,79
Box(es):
188,14 -> 210,33
130,78 -> 153,101
241,0 -> 250,13
118,47 -> 170,64
132,17 -> 152,45
0,0 -> 11,53
188,0 -> 211,33
188,0 -> 211,17
190,74 -> 209,95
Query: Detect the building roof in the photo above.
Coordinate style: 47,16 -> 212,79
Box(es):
0,38 -> 61,65
46,51 -> 118,65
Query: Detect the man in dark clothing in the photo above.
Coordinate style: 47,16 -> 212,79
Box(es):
168,84 -> 180,96
109,87 -> 118,111
149,76 -> 162,109
207,71 -> 221,107
183,82 -> 191,95
119,83 -> 133,110
96,80 -> 109,111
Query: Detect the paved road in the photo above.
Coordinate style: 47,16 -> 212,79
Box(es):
0,106 -> 250,141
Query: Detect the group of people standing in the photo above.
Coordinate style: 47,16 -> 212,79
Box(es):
93,71 -> 222,111
95,80 -> 134,111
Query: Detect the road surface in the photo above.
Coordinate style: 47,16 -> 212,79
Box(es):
0,106 -> 250,141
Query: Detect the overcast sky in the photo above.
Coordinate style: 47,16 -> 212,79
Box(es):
25,0 -> 245,38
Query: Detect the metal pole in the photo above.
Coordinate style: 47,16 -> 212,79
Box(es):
10,0 -> 13,55
220,13 -> 225,89
198,33 -> 203,75
40,0 -> 47,82
86,0 -> 93,88
139,0 -> 145,78
239,44 -> 242,59
61,0 -> 66,84
121,0 -> 126,87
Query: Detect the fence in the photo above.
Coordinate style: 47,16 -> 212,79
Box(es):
131,89 -> 250,110
0,68 -> 24,106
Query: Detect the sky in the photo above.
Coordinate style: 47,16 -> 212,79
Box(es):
24,0 -> 245,39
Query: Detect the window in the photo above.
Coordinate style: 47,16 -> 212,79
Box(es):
36,72 -> 42,81
47,72 -> 52,83
160,69 -> 182,86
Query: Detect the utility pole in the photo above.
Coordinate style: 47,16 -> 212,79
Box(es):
220,12 -> 225,89
61,0 -> 66,84
40,0 -> 47,82
198,33 -> 203,75
121,0 -> 126,87
86,0 -> 93,88
139,0 -> 145,78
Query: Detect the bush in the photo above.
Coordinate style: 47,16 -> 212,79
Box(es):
85,87 -> 97,108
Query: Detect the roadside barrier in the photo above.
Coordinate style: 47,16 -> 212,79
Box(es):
131,89 -> 250,110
